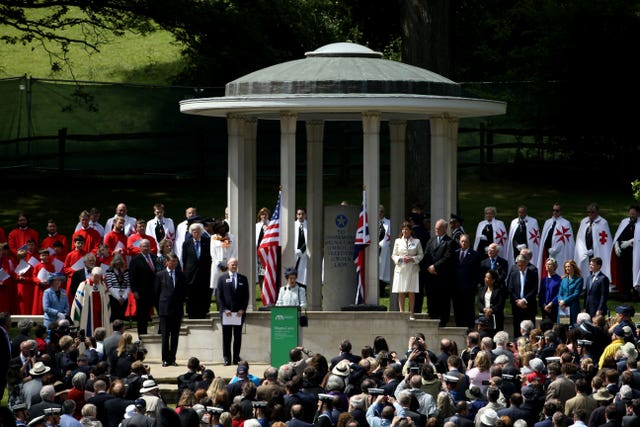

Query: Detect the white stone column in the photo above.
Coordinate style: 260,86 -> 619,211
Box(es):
388,120 -> 407,310
280,112 -> 297,285
244,118 -> 258,310
447,116 -> 459,218
227,113 -> 245,255
305,120 -> 324,310
430,114 -> 458,223
362,112 -> 380,305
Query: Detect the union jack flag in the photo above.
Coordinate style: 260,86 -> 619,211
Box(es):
354,190 -> 371,304
258,191 -> 282,306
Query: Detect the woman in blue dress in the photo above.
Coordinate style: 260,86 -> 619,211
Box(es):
539,258 -> 562,322
557,259 -> 583,325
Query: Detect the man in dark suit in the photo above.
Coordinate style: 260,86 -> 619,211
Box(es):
181,222 -> 212,319
0,312 -> 11,402
103,380 -> 133,427
28,385 -> 62,420
454,234 -> 480,330
103,319 -> 124,375
216,257 -> 249,365
507,255 -> 538,338
479,243 -> 509,288
329,339 -> 361,369
584,256 -> 610,318
155,253 -> 186,367
128,239 -> 157,335
424,219 -> 456,327
408,212 -> 430,316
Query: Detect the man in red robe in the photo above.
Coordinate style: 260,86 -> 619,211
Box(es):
71,211 -> 101,254
8,214 -> 39,254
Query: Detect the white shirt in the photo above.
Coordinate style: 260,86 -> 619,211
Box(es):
276,284 -> 307,308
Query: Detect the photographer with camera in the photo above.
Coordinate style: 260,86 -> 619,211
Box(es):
366,394 -> 404,427
393,374 -> 437,419
314,393 -> 338,427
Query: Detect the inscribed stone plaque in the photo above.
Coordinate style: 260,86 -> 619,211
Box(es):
323,205 -> 358,310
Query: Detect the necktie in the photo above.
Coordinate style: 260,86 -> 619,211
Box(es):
146,254 -> 154,271
170,270 -> 175,286
233,274 -> 237,290
436,236 -> 441,247
378,220 -> 385,241
195,241 -> 200,259
520,271 -> 525,299
459,250 -> 465,264
298,224 -> 306,253
490,258 -> 495,270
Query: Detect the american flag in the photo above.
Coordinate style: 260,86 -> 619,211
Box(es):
258,191 -> 282,306
354,190 -> 371,304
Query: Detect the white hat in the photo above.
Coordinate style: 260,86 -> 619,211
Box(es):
480,409 -> 499,426
331,360 -> 351,377
124,404 -> 136,419
139,379 -> 159,393
29,362 -> 51,376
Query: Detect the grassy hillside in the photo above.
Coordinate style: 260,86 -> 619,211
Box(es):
0,8 -> 185,84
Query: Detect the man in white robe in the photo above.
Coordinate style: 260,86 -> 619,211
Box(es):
378,205 -> 391,296
536,203 -> 575,278
474,206 -> 508,260
575,203 -> 613,281
294,208 -> 309,286
612,205 -> 640,299
507,205 -> 540,268
71,267 -> 111,337
146,203 -> 175,246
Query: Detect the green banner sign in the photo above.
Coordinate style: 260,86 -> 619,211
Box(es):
270,306 -> 299,366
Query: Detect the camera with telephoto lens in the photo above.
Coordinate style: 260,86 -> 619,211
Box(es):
252,401 -> 268,408
368,388 -> 385,396
318,393 -> 335,402
206,406 -> 224,415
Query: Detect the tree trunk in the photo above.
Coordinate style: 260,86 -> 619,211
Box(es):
400,0 -> 452,216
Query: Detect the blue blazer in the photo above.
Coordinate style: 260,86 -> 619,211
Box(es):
557,275 -> 583,324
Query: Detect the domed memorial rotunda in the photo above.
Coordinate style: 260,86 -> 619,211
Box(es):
180,42 -> 506,309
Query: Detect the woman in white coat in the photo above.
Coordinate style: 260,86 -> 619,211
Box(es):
391,221 -> 424,319
210,220 -> 237,291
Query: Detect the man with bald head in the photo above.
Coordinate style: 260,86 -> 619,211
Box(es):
105,203 -> 137,237
216,257 -> 249,365
424,219 -> 456,327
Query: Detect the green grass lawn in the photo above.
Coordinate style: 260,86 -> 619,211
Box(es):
0,8 -> 184,84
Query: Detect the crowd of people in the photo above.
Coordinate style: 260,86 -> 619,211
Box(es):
3,312 -> 640,427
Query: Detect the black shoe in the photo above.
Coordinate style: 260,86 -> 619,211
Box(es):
172,362 -> 178,366
162,361 -> 168,367
223,359 -> 231,366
